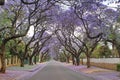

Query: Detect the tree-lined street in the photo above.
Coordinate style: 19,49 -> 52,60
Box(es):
0,0 -> 120,80
21,60 -> 94,80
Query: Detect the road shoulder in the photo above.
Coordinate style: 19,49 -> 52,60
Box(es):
64,63 -> 120,80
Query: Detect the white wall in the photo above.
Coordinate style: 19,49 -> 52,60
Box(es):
83,58 -> 120,64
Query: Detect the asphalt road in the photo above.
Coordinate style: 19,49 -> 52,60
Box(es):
26,60 -> 95,80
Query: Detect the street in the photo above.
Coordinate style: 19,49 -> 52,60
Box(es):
24,61 -> 94,80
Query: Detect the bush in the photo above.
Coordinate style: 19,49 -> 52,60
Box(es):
117,64 -> 120,71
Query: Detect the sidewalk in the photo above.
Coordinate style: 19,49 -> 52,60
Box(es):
66,63 -> 120,80
0,62 -> 47,80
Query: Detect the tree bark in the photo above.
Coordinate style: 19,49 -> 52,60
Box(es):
29,57 -> 33,65
75,56 -> 80,66
115,45 -> 120,58
117,48 -> 120,58
72,55 -> 75,65
0,54 -> 6,73
81,58 -> 83,65
11,55 -> 13,64
20,58 -> 24,67
40,58 -> 43,63
66,57 -> 70,63
34,55 -> 37,64
86,55 -> 90,68
7,58 -> 9,65
40,54 -> 44,63
0,45 -> 6,73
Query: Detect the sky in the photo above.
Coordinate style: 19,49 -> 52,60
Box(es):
27,26 -> 34,37
103,0 -> 120,7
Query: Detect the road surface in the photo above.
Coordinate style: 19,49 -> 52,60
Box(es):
25,61 -> 95,80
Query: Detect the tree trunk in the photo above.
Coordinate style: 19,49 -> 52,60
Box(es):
81,58 -> 83,65
72,55 -> 75,65
7,58 -> 9,65
0,45 -> 6,73
86,55 -> 90,68
66,57 -> 70,63
40,58 -> 43,63
0,54 -> 6,73
40,55 -> 43,63
118,49 -> 120,58
115,45 -> 120,58
29,57 -> 33,65
20,59 -> 24,67
117,52 -> 120,58
75,56 -> 80,66
34,55 -> 37,64
11,55 -> 13,64
40,54 -> 44,63
112,43 -> 115,57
